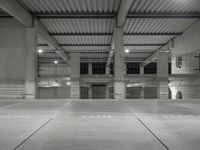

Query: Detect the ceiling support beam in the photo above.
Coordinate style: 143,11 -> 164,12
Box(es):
50,32 -> 182,36
127,12 -> 200,19
38,44 -> 164,47
34,12 -> 200,19
107,0 -> 134,66
117,0 -> 134,27
0,0 -> 69,63
38,21 -> 70,63
36,12 -> 115,19
0,0 -> 32,27
141,43 -> 170,67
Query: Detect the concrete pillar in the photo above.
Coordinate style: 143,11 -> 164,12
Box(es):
157,51 -> 169,99
88,84 -> 92,99
140,87 -> 145,99
105,85 -> 110,99
106,65 -> 110,75
113,27 -> 125,99
140,63 -> 144,75
25,21 -> 38,99
70,53 -> 80,99
88,63 -> 92,75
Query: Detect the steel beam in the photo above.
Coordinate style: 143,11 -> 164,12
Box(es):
49,32 -> 182,36
0,0 -> 32,27
127,12 -> 200,18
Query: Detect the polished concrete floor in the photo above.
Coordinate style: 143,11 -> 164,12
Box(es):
0,99 -> 200,150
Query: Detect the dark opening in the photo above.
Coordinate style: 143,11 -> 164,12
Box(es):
80,63 -> 89,75
126,63 -> 140,74
92,63 -> 106,74
144,63 -> 157,74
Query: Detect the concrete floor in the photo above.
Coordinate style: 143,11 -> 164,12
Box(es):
0,99 -> 200,150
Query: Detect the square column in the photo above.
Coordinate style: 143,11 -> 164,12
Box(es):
88,63 -> 92,75
25,22 -> 38,99
106,65 -> 110,75
113,27 -> 125,99
140,63 -> 144,75
88,84 -> 92,99
140,86 -> 145,99
70,53 -> 80,99
157,51 -> 169,99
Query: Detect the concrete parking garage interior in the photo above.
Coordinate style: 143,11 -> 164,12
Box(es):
0,0 -> 200,150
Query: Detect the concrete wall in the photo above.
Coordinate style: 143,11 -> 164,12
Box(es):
0,19 -> 27,98
170,20 -> 200,99
0,19 -> 26,80
38,87 -> 70,99
172,20 -> 200,74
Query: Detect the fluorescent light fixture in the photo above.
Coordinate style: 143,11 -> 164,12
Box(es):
67,82 -> 71,86
125,49 -> 130,53
38,49 -> 43,53
54,60 -> 58,64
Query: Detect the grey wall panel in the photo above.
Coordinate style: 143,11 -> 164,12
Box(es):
144,87 -> 158,99
38,87 -> 70,99
80,87 -> 89,99
92,85 -> 106,99
126,87 -> 141,99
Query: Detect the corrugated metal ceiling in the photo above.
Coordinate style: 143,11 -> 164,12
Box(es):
124,35 -> 174,44
129,0 -> 200,13
17,0 -> 120,13
62,46 -> 110,52
124,18 -> 197,33
41,19 -> 114,34
17,0 -> 200,62
54,35 -> 112,45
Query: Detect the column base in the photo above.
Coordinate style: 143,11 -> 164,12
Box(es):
70,81 -> 80,99
114,82 -> 125,100
25,81 -> 36,99
157,81 -> 169,99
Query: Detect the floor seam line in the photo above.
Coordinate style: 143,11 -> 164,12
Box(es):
12,100 -> 74,150
122,103 -> 170,150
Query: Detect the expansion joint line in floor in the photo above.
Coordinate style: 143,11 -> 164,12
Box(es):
122,103 -> 170,150
12,100 -> 75,150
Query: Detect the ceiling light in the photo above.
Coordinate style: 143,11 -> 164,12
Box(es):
67,82 -> 71,86
38,49 -> 43,53
54,60 -> 58,64
125,49 -> 130,53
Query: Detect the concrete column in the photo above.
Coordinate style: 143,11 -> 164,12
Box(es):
113,27 -> 125,99
25,21 -> 38,99
140,86 -> 145,99
88,63 -> 92,75
106,65 -> 110,75
70,53 -> 80,99
140,63 -> 144,75
105,85 -> 110,99
88,84 -> 92,99
157,51 -> 169,99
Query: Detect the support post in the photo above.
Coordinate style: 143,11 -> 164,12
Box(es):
25,20 -> 38,99
113,27 -> 125,99
70,53 -> 80,99
157,52 -> 169,99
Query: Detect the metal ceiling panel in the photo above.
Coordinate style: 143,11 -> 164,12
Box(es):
54,35 -> 111,45
18,0 -> 119,13
80,53 -> 108,58
41,18 -> 114,34
124,46 -> 160,53
62,46 -> 110,52
129,0 -> 200,13
125,52 -> 152,58
124,35 -> 174,44
124,18 -> 197,33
